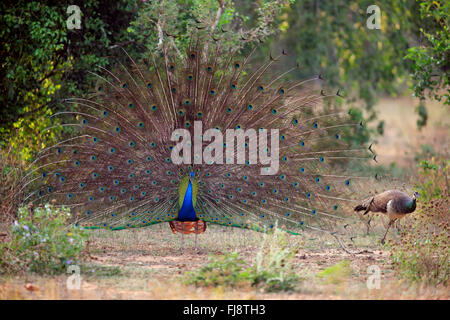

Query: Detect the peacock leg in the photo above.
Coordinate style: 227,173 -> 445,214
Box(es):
381,219 -> 395,244
180,223 -> 185,254
366,216 -> 372,234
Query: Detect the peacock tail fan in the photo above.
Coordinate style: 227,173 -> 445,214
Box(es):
20,31 -> 379,240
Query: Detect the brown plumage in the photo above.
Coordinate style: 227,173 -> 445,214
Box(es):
354,190 -> 419,244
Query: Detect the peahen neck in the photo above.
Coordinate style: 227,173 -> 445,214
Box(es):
178,180 -> 197,221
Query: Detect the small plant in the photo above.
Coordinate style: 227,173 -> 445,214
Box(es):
245,226 -> 301,292
0,203 -> 88,275
186,226 -> 301,292
316,260 -> 352,284
185,252 -> 248,288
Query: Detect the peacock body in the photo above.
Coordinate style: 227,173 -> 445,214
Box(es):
20,31 -> 375,246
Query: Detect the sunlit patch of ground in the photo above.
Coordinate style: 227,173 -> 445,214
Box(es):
1,223 -> 448,300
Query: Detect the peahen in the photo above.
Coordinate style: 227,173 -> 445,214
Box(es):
20,31 -> 375,251
354,190 -> 419,244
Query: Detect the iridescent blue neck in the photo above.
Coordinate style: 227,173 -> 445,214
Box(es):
178,180 -> 197,221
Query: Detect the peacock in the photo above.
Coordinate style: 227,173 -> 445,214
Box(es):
19,29 -> 377,252
354,190 -> 419,244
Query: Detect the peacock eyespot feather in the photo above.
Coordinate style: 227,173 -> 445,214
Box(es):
113,179 -> 119,185
326,185 -> 331,191
345,179 -> 350,186
128,103 -> 134,109
299,141 -> 305,146
171,87 -> 177,93
247,104 -> 254,110
178,109 -> 185,117
271,109 -> 277,115
316,177 -> 320,183
231,83 -> 237,90
209,89 -> 216,96
146,82 -> 152,88
196,112 -> 203,118
279,87 -> 287,95
234,62 -> 241,69
115,126 -> 121,133
97,85 -> 103,91
151,105 -> 157,111
319,157 -> 325,162
151,142 -> 156,148
129,173 -> 135,178
206,65 -> 213,72
300,167 -> 305,173
127,159 -> 133,165
335,133 -> 340,139
92,137 -> 98,143
313,122 -> 319,128
184,121 -> 191,128
292,118 -> 299,125
168,63 -> 175,71
81,118 -> 87,125
138,122 -> 144,128
122,83 -> 127,89
312,209 -> 316,215
226,107 -> 233,113
258,85 -> 265,92
73,160 -> 80,167
91,172 -> 98,179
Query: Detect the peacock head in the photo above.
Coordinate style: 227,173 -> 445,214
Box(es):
413,191 -> 420,200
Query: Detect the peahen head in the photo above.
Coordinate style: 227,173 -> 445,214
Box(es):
412,191 -> 420,201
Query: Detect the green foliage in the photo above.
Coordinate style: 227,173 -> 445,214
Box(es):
0,1 -> 141,161
0,204 -> 88,275
186,227 -> 301,292
316,260 -> 353,284
405,0 -> 449,106
185,252 -> 248,287
277,0 -> 417,114
390,156 -> 449,285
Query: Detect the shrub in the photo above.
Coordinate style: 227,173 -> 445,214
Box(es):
390,156 -> 449,285
0,203 -> 88,275
186,227 -> 301,292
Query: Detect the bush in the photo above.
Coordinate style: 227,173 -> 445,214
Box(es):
390,156 -> 449,285
186,227 -> 301,292
0,203 -> 87,275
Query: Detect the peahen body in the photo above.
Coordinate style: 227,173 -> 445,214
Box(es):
354,190 -> 419,244
20,30 -> 375,251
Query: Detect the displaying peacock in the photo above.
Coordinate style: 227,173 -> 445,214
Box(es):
19,30 -> 377,251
